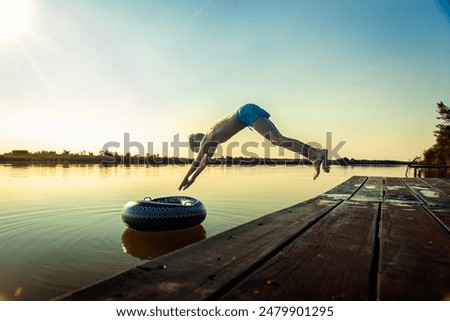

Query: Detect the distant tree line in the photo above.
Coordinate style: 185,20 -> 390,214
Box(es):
0,150 -> 102,164
0,149 -> 407,167
423,101 -> 450,177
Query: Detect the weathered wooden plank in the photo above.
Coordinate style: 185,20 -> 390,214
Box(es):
424,206 -> 450,233
403,178 -> 450,207
423,178 -> 450,195
349,176 -> 384,202
57,198 -> 340,300
378,203 -> 450,300
384,177 -> 423,204
222,201 -> 379,300
319,176 -> 367,201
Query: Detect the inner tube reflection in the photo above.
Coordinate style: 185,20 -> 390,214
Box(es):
121,225 -> 206,260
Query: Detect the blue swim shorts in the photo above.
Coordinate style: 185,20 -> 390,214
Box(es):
236,103 -> 270,127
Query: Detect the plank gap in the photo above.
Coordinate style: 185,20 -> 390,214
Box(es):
423,206 -> 450,235
368,202 -> 382,300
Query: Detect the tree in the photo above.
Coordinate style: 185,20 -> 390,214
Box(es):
423,101 -> 450,176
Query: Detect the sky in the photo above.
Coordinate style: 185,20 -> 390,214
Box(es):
0,0 -> 449,161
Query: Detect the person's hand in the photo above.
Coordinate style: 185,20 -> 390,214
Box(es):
178,177 -> 188,191
178,177 -> 195,190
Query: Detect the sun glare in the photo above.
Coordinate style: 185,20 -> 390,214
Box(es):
0,0 -> 32,42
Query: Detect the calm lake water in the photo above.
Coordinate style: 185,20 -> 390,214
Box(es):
0,164 -> 406,300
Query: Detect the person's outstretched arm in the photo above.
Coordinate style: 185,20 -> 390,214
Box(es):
178,154 -> 207,190
178,141 -> 217,190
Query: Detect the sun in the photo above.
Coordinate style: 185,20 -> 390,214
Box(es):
0,0 -> 32,42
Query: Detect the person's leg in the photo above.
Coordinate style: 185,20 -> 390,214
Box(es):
252,117 -> 330,179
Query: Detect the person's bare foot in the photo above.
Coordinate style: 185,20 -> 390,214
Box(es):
313,149 -> 330,180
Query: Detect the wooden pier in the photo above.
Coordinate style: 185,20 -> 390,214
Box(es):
57,176 -> 450,301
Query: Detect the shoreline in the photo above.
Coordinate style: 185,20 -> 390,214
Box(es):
0,158 -> 409,167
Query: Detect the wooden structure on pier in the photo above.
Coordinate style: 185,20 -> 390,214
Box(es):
407,164 -> 450,178
57,176 -> 450,301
